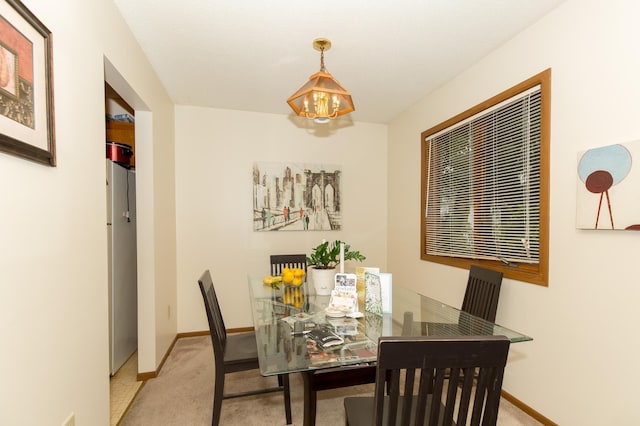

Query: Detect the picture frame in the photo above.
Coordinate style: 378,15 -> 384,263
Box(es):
252,161 -> 342,231
0,0 -> 55,166
576,140 -> 640,231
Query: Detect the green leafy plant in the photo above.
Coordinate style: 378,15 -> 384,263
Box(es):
307,240 -> 366,270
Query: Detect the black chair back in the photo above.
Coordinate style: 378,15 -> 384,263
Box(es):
270,254 -> 307,276
461,265 -> 503,322
345,335 -> 510,426
198,270 -> 227,368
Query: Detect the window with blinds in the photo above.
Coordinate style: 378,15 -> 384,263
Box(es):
420,69 -> 550,286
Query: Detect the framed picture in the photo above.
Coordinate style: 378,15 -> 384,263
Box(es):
252,161 -> 342,231
576,140 -> 640,230
0,0 -> 55,166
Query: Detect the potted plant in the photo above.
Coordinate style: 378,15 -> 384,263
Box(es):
307,240 -> 365,295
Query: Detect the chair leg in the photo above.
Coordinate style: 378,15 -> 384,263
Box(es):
214,370 -> 290,425
212,370 -> 225,426
281,374 -> 292,424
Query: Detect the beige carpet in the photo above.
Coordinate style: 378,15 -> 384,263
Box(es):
121,335 -> 542,425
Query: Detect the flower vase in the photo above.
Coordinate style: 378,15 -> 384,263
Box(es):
310,267 -> 336,295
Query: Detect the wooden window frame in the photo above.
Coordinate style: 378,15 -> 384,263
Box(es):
420,69 -> 550,286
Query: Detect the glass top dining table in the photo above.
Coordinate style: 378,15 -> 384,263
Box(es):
248,274 -> 532,377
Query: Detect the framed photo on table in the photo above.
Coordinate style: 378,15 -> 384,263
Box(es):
0,0 -> 55,166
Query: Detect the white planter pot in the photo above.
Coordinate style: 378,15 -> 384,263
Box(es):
310,267 -> 336,295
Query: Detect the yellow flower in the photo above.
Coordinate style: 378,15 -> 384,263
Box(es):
282,271 -> 294,284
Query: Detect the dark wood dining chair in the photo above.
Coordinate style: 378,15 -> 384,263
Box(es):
198,270 -> 292,425
416,265 -> 504,337
343,335 -> 511,426
270,254 -> 307,276
461,265 -> 504,323
415,265 -> 504,388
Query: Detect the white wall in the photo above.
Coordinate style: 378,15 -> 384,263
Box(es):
6,1 -> 637,424
388,0 -> 640,424
174,107 -> 388,331
0,1 -> 176,424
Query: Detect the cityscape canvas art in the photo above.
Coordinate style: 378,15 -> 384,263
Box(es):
253,161 -> 342,231
576,140 -> 640,230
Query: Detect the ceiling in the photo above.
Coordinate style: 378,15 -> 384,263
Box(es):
113,0 -> 565,124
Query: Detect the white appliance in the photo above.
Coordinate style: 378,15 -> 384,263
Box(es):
106,159 -> 138,375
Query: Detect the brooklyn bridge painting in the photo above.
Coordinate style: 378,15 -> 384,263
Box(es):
253,162 -> 342,232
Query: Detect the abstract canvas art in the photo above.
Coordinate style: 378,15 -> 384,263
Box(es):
252,161 -> 342,232
0,0 -> 55,166
576,140 -> 640,230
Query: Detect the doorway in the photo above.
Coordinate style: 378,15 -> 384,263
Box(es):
105,83 -> 141,423
105,82 -> 137,376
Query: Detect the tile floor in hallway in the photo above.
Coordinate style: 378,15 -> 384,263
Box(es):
110,352 -> 143,425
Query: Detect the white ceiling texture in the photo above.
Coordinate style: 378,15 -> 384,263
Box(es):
113,0 -> 565,124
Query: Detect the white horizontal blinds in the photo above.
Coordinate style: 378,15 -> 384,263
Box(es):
425,87 -> 541,264
426,124 -> 474,258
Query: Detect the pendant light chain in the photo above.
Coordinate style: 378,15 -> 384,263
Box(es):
319,47 -> 326,72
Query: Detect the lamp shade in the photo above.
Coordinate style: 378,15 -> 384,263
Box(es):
286,38 -> 355,124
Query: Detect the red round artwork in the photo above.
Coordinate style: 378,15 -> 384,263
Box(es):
585,170 -> 613,194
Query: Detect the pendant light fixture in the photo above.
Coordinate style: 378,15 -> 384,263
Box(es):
287,38 -> 355,124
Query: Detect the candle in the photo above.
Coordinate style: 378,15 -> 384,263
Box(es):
339,242 -> 345,274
